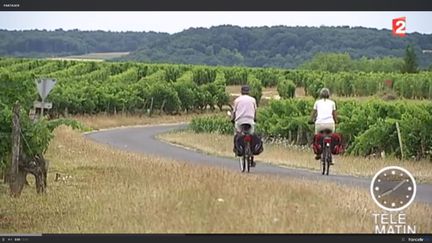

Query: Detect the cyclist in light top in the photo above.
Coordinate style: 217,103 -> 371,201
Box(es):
231,84 -> 257,134
311,88 -> 338,162
231,85 -> 257,166
311,88 -> 338,134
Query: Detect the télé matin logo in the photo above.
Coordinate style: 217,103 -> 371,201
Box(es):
392,17 -> 406,37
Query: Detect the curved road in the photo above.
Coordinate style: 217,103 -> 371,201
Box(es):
85,123 -> 432,204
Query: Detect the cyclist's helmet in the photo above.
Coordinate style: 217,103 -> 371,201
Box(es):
319,88 -> 330,99
241,85 -> 250,95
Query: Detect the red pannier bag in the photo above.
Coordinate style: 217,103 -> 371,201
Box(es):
330,133 -> 344,155
312,133 -> 344,155
312,133 -> 323,155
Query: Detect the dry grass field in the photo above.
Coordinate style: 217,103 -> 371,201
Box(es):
158,131 -> 432,183
226,85 -> 280,99
73,112 -> 224,130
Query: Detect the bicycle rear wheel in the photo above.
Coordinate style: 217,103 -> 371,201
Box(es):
239,143 -> 251,173
239,156 -> 246,172
322,147 -> 331,175
321,156 -> 326,175
245,143 -> 251,173
246,156 -> 251,173
325,158 -> 330,175
326,153 -> 331,176
322,148 -> 331,176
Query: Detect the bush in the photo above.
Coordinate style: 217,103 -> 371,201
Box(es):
189,115 -> 233,135
174,81 -> 196,112
247,75 -> 263,106
0,103 -> 85,174
306,80 -> 325,99
277,79 -> 296,99
215,88 -> 230,111
192,67 -> 216,85
254,68 -> 281,87
223,67 -> 248,85
148,83 -> 181,114
164,66 -> 182,82
214,71 -> 227,86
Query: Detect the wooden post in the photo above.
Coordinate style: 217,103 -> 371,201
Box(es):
10,102 -> 20,178
40,98 -> 45,118
141,99 -> 148,117
160,99 -> 166,115
122,105 -> 126,116
396,122 -> 404,161
9,102 -> 24,197
149,97 -> 154,117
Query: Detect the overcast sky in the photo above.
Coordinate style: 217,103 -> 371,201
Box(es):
0,12 -> 431,34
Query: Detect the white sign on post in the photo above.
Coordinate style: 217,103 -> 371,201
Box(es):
35,78 -> 57,100
34,78 -> 57,117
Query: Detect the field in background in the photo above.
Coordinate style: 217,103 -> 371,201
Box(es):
226,85 -> 278,97
227,85 -> 389,101
0,126 -> 431,233
158,131 -> 432,183
48,52 -> 130,61
73,112 -> 223,130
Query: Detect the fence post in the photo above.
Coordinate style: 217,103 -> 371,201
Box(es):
149,97 -> 154,117
141,99 -> 148,117
9,102 -> 24,197
396,122 -> 404,161
159,99 -> 166,115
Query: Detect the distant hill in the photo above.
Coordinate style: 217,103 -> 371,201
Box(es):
0,29 -> 165,57
1,26 -> 431,68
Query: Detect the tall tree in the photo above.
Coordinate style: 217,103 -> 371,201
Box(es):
401,45 -> 419,73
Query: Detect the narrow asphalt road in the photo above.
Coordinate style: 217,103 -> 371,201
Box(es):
85,124 -> 432,205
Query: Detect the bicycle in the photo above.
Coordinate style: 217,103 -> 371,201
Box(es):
309,121 -> 334,176
227,111 -> 255,173
238,124 -> 254,173
320,129 -> 333,176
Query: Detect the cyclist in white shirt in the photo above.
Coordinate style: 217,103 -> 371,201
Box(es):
311,88 -> 338,134
231,85 -> 257,166
231,85 -> 257,134
311,88 -> 338,161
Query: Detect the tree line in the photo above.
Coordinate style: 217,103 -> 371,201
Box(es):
1,26 -> 431,68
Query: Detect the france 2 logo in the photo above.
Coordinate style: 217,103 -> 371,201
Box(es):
392,17 -> 406,37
